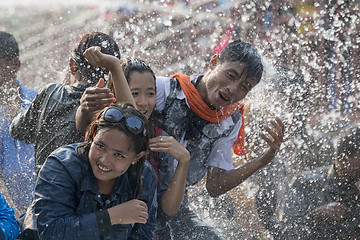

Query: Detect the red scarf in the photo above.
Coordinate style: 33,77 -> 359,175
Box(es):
171,73 -> 246,156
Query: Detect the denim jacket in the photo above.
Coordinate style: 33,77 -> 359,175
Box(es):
20,144 -> 157,240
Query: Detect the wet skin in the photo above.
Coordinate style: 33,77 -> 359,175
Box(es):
200,60 -> 259,109
128,71 -> 156,120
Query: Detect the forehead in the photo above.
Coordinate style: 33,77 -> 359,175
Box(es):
219,61 -> 259,82
128,71 -> 155,89
95,128 -> 133,151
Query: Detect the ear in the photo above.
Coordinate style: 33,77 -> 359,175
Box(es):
11,57 -> 21,73
69,58 -> 77,75
132,151 -> 146,165
209,54 -> 219,70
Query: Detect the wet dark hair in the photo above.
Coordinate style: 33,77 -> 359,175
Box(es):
337,127 -> 360,158
121,58 -> 156,85
71,32 -> 120,85
218,39 -> 263,83
81,103 -> 149,198
0,31 -> 19,61
108,57 -> 156,90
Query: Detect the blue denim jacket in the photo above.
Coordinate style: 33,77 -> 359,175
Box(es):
20,144 -> 157,240
0,80 -> 37,211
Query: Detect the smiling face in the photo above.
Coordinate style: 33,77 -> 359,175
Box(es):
88,127 -> 144,190
200,56 -> 259,109
128,71 -> 156,119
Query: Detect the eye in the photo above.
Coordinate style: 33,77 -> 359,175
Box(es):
147,91 -> 155,97
132,91 -> 139,97
95,142 -> 105,150
227,72 -> 236,80
115,152 -> 125,158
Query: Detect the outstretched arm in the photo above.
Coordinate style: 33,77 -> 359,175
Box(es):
206,117 -> 285,197
149,135 -> 190,215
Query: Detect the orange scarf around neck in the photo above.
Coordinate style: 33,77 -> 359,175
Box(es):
171,73 -> 246,156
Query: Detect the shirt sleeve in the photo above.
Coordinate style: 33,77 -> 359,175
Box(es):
206,118 -> 242,170
9,84 -> 51,144
30,155 -> 100,240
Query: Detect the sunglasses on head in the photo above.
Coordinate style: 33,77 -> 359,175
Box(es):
101,107 -> 146,136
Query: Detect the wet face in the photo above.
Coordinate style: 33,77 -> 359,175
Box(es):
89,128 -> 142,187
128,71 -> 156,119
201,58 -> 259,109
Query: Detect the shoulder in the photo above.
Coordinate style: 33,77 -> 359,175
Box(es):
44,143 -> 87,174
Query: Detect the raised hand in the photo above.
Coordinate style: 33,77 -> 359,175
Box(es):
149,136 -> 190,164
260,117 -> 285,163
108,199 -> 149,225
76,78 -> 116,133
84,46 -> 120,72
79,78 -> 115,115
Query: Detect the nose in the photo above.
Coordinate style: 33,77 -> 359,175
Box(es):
99,152 -> 111,166
136,94 -> 148,108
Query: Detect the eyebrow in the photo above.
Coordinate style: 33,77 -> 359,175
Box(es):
130,87 -> 156,91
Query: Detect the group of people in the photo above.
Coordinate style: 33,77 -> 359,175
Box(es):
0,28 -> 358,240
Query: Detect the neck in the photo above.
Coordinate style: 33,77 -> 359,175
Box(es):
98,179 -> 116,195
196,73 -> 211,108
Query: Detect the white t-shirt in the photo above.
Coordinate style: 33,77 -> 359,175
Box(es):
155,76 -> 242,171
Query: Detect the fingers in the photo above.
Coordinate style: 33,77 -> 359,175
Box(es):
149,136 -> 173,150
84,46 -> 102,66
149,136 -> 190,163
96,78 -> 106,88
135,200 -> 148,224
261,117 -> 286,153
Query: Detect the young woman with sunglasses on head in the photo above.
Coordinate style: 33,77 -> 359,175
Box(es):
19,104 -> 157,240
77,48 -> 190,219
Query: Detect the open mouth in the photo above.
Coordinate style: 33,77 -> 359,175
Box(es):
219,91 -> 230,102
97,162 -> 111,172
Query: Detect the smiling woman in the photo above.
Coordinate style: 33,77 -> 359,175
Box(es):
18,104 -> 158,240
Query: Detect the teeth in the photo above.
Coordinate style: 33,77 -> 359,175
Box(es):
97,163 -> 111,172
220,92 -> 229,101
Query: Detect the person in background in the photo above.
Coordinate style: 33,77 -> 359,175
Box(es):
0,31 -> 37,215
10,32 -> 120,174
279,126 -> 360,239
19,104 -> 157,240
0,187 -> 19,240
